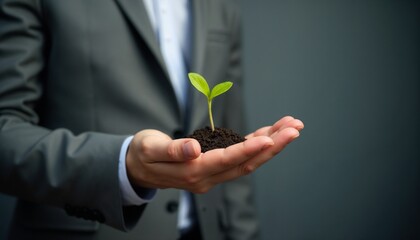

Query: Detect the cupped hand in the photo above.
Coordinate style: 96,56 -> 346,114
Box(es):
126,116 -> 304,193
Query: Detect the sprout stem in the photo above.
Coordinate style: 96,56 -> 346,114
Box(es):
208,100 -> 215,131
188,72 -> 232,132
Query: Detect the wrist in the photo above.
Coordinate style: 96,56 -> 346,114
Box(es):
119,136 -> 156,205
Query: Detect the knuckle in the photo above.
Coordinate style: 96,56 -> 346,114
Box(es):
139,139 -> 154,158
167,142 -> 178,159
182,172 -> 199,185
240,164 -> 255,175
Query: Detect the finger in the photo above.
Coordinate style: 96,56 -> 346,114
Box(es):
292,119 -> 304,131
163,138 -> 202,162
245,116 -> 295,139
206,127 -> 300,185
245,126 -> 271,139
246,127 -> 300,170
275,118 -> 304,133
270,116 -> 296,133
198,136 -> 274,176
140,135 -> 201,163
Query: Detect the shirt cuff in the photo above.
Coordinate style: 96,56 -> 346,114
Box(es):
118,136 -> 157,206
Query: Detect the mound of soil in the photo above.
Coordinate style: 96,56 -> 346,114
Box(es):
188,126 -> 245,153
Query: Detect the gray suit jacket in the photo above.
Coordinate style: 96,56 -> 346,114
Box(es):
0,0 -> 259,239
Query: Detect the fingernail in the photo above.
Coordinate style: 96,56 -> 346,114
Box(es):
183,141 -> 197,159
297,124 -> 304,131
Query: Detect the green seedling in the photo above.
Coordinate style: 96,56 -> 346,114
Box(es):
188,72 -> 233,132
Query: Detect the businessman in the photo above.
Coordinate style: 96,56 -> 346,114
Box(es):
0,0 -> 304,239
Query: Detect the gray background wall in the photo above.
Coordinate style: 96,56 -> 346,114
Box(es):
243,0 -> 420,239
1,0 -> 419,239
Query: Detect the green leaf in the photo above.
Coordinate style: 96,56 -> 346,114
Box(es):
210,81 -> 233,100
188,72 -> 234,132
188,72 -> 210,98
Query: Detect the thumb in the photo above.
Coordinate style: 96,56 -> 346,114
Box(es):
152,138 -> 202,162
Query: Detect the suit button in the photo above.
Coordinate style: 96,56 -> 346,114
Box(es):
166,200 -> 179,213
173,130 -> 185,139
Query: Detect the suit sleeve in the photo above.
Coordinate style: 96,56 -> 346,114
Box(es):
221,1 -> 260,240
0,0 -> 142,231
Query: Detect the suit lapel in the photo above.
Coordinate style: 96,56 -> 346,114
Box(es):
115,0 -> 187,123
115,0 -> 208,130
114,0 -> 169,79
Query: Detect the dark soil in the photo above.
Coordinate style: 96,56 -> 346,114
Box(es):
188,126 -> 245,153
